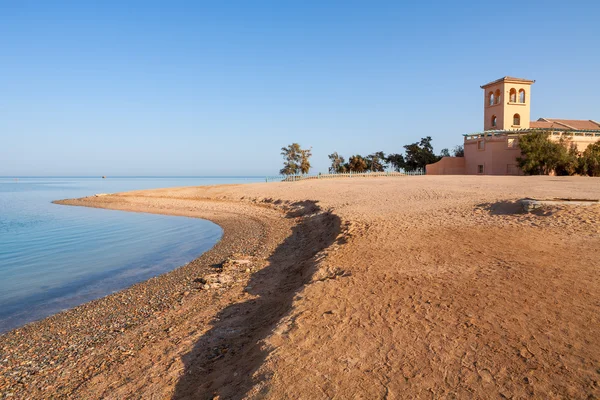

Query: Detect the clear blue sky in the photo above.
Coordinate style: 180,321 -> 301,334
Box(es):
2,0 -> 599,176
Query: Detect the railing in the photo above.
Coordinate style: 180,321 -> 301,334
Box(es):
464,128 -> 600,141
265,169 -> 425,182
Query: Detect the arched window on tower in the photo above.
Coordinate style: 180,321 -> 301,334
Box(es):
491,115 -> 497,128
509,88 -> 517,102
513,113 -> 521,126
519,89 -> 526,103
494,89 -> 501,104
488,92 -> 494,106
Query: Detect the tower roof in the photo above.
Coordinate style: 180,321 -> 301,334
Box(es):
480,76 -> 535,89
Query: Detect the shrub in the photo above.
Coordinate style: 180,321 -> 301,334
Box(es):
554,140 -> 579,176
517,131 -> 576,175
579,141 -> 600,177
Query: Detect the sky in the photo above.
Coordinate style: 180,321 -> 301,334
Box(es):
1,0 -> 599,176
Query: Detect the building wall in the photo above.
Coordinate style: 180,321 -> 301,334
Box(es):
483,82 -> 505,131
448,76 -> 600,176
461,133 -> 600,175
549,133 -> 599,152
483,81 -> 533,131
503,82 -> 531,130
425,157 -> 465,175
464,135 -> 522,175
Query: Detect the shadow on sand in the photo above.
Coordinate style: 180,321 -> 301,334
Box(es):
172,201 -> 341,399
477,200 -> 562,217
476,200 -> 525,216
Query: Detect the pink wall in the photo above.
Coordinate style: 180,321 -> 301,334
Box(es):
426,157 -> 465,175
549,134 -> 599,152
463,134 -> 600,175
464,136 -> 522,175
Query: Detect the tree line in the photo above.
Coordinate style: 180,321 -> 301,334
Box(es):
282,132 -> 600,177
281,137 -> 463,175
518,131 -> 600,176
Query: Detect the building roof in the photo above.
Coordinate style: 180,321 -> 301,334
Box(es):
463,128 -> 600,138
480,76 -> 536,89
530,118 -> 600,130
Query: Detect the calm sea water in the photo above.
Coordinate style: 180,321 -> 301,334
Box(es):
0,177 -> 262,333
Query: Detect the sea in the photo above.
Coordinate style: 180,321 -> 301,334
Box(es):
0,176 -> 263,334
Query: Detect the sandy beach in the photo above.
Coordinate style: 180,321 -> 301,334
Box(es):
1,176 -> 600,399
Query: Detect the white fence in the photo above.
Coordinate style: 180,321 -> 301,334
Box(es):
265,169 -> 425,182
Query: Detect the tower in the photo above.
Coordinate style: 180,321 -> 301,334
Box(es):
481,76 -> 535,131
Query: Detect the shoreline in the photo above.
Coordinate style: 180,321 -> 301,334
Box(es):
0,214 -> 223,336
2,177 -> 600,399
1,190 -> 332,398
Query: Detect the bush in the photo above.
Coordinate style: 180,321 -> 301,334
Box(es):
517,131 -> 577,175
554,140 -> 579,176
579,141 -> 600,177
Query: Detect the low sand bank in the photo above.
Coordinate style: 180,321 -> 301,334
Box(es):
1,176 -> 600,399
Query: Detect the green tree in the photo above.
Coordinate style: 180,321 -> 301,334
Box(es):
366,151 -> 386,172
328,152 -> 347,173
452,145 -> 464,157
348,155 -> 368,172
554,140 -> 579,176
299,147 -> 312,174
516,131 -> 576,175
439,148 -> 451,157
403,136 -> 441,171
280,143 -> 311,175
386,153 -> 405,171
579,141 -> 600,177
280,143 -> 300,175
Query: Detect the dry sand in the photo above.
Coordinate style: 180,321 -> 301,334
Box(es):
1,175 -> 600,399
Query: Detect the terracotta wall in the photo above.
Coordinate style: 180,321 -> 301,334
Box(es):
464,136 -> 522,175
425,157 -> 465,175
463,134 -> 599,175
483,82 -> 532,131
550,134 -> 599,152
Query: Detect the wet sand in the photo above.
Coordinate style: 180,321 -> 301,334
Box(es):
1,176 -> 600,399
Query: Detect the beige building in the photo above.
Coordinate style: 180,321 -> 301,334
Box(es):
427,76 -> 600,175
